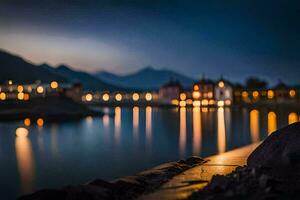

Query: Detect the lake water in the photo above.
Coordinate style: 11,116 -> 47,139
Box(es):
0,106 -> 299,199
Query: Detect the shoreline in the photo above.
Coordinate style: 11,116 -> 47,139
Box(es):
19,157 -> 207,200
0,96 -> 102,122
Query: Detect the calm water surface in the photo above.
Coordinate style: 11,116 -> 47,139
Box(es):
0,106 -> 299,199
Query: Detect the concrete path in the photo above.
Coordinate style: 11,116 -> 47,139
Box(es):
139,143 -> 259,200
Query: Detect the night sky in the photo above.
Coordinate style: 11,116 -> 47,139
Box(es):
0,0 -> 299,84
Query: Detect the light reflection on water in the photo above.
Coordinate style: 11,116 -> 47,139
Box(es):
250,109 -> 260,143
15,132 -> 35,194
179,107 -> 187,158
268,112 -> 277,135
0,106 -> 299,199
114,106 -> 121,144
133,106 -> 139,141
192,107 -> 202,155
217,107 -> 226,154
145,106 -> 152,152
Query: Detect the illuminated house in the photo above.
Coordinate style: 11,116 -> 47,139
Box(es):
159,80 -> 183,104
192,78 -> 214,106
215,79 -> 233,105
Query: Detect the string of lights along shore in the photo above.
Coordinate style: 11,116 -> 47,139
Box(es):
0,78 -> 298,106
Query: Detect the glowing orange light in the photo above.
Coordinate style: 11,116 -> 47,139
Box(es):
16,127 -> 29,137
289,90 -> 296,98
209,99 -> 215,105
186,99 -> 193,105
85,93 -> 93,102
24,118 -> 31,126
250,110 -> 260,143
179,107 -> 187,157
50,81 -> 59,89
225,99 -> 231,106
218,81 -> 225,88
17,92 -> 24,100
102,93 -> 110,101
217,100 -> 224,107
193,100 -> 201,107
267,90 -> 274,99
207,92 -> 213,98
36,86 -> 44,94
192,91 -> 200,99
17,85 -> 24,93
171,99 -> 179,105
115,93 -> 122,101
179,100 -> 186,107
201,107 -> 208,113
132,93 -> 139,101
288,112 -> 298,124
23,93 -> 30,101
193,85 -> 199,91
180,93 -> 187,101
268,112 -> 277,135
145,93 -> 152,101
201,99 -> 208,106
0,92 -> 6,100
217,107 -> 226,153
242,91 -> 248,98
192,107 -> 202,155
37,118 -> 44,127
252,91 -> 259,98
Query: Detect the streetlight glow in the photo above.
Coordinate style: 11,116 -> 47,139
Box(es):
37,86 -> 44,94
145,93 -> 152,101
115,93 -> 122,101
132,93 -> 139,101
50,81 -> 59,89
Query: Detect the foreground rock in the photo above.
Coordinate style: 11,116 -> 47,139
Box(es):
19,157 -> 205,200
189,122 -> 300,200
248,122 -> 300,180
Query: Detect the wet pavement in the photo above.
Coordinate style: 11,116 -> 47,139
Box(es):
138,143 -> 260,200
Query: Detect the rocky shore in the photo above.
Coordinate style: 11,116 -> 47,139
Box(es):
189,122 -> 300,200
19,157 -> 206,200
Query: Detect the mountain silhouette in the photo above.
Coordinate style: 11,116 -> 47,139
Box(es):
0,49 -> 66,84
94,66 -> 195,90
50,64 -> 124,91
0,49 -> 123,91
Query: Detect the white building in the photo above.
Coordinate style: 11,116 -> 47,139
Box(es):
214,79 -> 233,105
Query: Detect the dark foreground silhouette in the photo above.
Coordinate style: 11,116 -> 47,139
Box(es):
190,122 -> 300,200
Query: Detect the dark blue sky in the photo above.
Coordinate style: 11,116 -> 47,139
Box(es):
0,0 -> 299,84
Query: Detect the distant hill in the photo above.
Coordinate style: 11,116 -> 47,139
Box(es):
0,49 -> 123,92
44,64 -> 125,92
94,66 -> 196,90
0,49 -> 67,84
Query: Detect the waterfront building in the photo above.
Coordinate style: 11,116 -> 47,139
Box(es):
192,78 -> 214,106
215,79 -> 233,105
159,80 -> 183,104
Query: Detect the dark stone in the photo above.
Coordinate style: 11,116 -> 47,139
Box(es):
185,156 -> 205,166
18,189 -> 67,200
208,175 -> 230,192
248,122 -> 300,170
